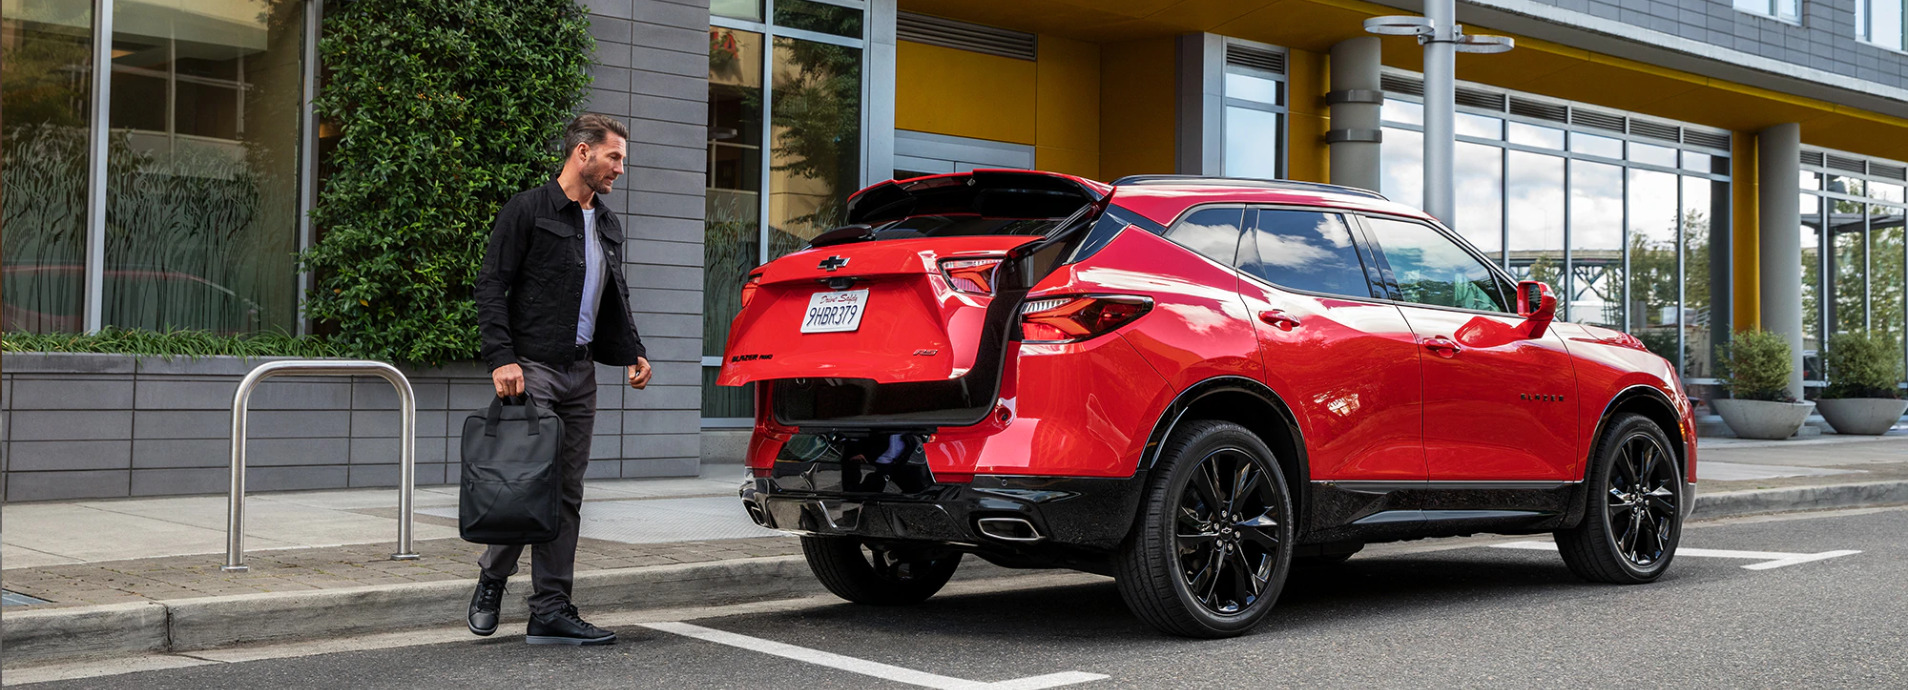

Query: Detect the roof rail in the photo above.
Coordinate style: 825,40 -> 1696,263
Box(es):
1110,175 -> 1389,201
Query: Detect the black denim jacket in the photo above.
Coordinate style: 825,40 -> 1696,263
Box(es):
475,180 -> 646,370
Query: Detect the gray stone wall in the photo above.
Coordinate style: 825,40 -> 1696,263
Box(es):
1528,0 -> 1908,90
581,0 -> 712,473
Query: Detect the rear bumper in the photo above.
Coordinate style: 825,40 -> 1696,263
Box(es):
738,459 -> 1146,552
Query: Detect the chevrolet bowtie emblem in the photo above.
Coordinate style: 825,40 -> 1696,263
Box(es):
818,256 -> 849,271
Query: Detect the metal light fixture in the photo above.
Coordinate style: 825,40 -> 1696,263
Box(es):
1364,3 -> 1514,227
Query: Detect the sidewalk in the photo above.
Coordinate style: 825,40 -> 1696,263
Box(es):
4,431 -> 1906,667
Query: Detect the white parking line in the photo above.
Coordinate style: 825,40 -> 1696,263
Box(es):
1491,541 -> 1862,570
639,621 -> 1106,690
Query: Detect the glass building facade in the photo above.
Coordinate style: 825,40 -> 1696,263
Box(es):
1799,151 -> 1908,384
1380,73 -> 1733,381
704,0 -> 869,421
2,0 -> 311,335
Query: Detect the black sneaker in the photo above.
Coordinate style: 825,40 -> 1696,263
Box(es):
467,576 -> 506,636
525,604 -> 617,645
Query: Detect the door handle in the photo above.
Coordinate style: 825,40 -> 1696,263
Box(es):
1422,335 -> 1461,358
1259,310 -> 1301,331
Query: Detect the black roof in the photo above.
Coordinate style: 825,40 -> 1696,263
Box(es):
1109,175 -> 1388,201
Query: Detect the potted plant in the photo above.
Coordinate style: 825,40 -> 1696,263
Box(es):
1817,332 -> 1907,435
1713,330 -> 1814,440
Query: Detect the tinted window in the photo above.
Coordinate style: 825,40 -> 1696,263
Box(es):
1362,216 -> 1512,313
1238,210 -> 1370,297
1163,207 -> 1246,265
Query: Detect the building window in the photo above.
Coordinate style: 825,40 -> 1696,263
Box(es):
1858,0 -> 1906,50
704,0 -> 869,423
1735,0 -> 1802,22
1,0 -> 308,335
1798,153 -> 1908,385
1379,73 -> 1733,383
1221,41 -> 1286,179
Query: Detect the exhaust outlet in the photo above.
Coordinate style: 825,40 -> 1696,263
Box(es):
743,501 -> 769,527
975,517 -> 1044,542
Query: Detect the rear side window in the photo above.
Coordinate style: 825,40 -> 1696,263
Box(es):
1238,210 -> 1370,298
1162,207 -> 1246,265
1361,215 -> 1512,313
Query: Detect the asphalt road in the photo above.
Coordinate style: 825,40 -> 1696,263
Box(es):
23,506 -> 1908,689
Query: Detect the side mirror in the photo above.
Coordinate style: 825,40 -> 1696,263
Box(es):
1516,280 -> 1556,338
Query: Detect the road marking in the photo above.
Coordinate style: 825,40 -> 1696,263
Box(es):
1491,541 -> 1862,570
640,621 -> 1107,690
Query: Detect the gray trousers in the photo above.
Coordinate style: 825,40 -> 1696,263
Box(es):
478,356 -> 596,615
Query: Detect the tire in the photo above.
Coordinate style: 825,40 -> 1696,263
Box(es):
1115,420 -> 1295,638
1555,413 -> 1684,584
801,536 -> 960,605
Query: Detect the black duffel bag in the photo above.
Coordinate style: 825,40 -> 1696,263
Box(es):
459,395 -> 563,544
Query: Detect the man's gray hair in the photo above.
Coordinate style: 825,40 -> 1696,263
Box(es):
562,113 -> 629,158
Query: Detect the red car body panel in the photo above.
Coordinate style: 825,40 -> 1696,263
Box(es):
725,170 -> 1697,540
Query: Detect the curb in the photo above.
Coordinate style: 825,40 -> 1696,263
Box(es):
0,553 -> 1009,668
7,481 -> 1906,668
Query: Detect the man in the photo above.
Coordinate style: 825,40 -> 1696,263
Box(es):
467,113 -> 652,645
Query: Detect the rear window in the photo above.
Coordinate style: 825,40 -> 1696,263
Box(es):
865,215 -> 1067,241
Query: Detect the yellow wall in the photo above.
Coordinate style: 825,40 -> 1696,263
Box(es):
1284,47 -> 1329,183
894,36 -> 1103,179
1098,37 -> 1177,180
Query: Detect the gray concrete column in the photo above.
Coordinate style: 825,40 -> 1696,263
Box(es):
1756,123 -> 1805,399
1327,37 -> 1383,193
1175,33 -> 1224,175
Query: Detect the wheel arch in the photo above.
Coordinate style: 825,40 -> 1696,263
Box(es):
1140,376 -> 1310,515
1568,384 -> 1687,529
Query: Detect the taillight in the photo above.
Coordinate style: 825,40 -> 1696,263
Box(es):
939,257 -> 1003,294
1019,295 -> 1152,343
739,272 -> 762,309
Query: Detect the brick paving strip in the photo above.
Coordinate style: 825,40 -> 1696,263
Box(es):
2,536 -> 801,609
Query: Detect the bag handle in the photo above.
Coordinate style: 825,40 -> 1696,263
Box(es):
483,394 -> 543,437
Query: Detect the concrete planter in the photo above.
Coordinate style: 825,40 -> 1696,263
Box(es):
1815,398 -> 1908,436
1712,398 -> 1815,440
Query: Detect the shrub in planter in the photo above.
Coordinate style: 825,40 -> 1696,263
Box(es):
1818,332 -> 1907,435
1713,329 -> 1813,440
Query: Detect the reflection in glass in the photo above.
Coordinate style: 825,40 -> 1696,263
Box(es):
1238,211 -> 1365,297
1454,141 -> 1502,258
1380,127 -> 1423,210
1225,71 -> 1280,105
1507,151 -> 1565,293
1872,204 -> 1906,378
1224,106 -> 1281,179
104,0 -> 304,334
1801,193 -> 1824,377
1570,132 -> 1623,159
1630,142 -> 1677,168
1683,177 -> 1727,378
767,35 -> 862,258
1800,170 -> 1821,190
1682,152 -> 1712,174
1384,99 -> 1422,126
1362,216 -> 1510,312
1872,183 -> 1905,203
773,0 -> 863,39
1570,160 -> 1624,327
2,2 -> 94,332
1508,122 -> 1564,149
1828,175 -> 1866,197
704,28 -> 765,417
712,0 -> 763,21
1628,169 -> 1680,363
1455,113 -> 1501,139
1833,201 -> 1868,335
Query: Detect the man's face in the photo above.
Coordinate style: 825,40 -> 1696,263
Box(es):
574,133 -> 627,196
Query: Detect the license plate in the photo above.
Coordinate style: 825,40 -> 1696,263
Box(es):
800,289 -> 868,333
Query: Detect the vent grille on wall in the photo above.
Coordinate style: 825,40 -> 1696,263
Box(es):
897,12 -> 1037,61
1379,73 -> 1424,97
1827,154 -> 1867,174
1800,151 -> 1826,166
1628,119 -> 1680,143
1683,130 -> 1730,150
1454,86 -> 1506,111
1872,163 -> 1908,181
1225,43 -> 1286,74
1570,109 -> 1626,133
1507,96 -> 1568,123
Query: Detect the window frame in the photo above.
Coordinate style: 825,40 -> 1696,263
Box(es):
1233,206 -> 1385,301
1353,212 -> 1523,317
1733,0 -> 1804,24
1857,0 -> 1908,52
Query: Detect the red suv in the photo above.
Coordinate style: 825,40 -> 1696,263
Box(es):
722,171 -> 1696,638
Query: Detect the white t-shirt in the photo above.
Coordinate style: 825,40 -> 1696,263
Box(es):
576,207 -> 606,345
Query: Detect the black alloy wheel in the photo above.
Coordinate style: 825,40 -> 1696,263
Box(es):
1175,447 -> 1283,615
1556,413 -> 1683,584
1116,420 -> 1293,638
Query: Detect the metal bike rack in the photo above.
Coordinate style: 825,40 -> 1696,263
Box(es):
224,360 -> 420,572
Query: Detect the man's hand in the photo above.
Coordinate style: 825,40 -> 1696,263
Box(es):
627,357 -> 652,390
492,363 -> 524,397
